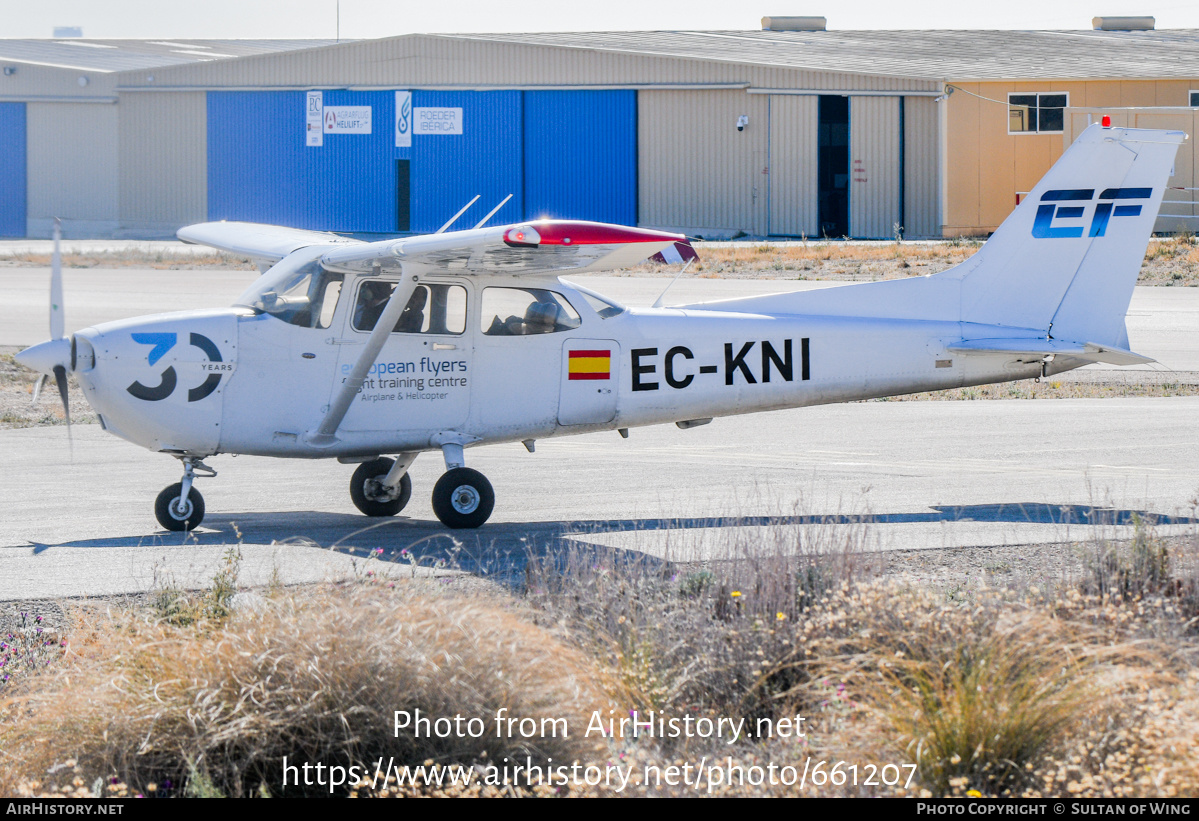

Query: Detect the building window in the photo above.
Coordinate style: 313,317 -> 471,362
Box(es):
1190,90 -> 1199,107
1008,93 -> 1068,134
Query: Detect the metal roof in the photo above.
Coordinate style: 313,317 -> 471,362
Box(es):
446,29 -> 1199,81
0,39 -> 342,73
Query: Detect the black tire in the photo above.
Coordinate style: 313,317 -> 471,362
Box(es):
155,483 -> 205,532
350,457 -> 413,517
431,467 -> 495,529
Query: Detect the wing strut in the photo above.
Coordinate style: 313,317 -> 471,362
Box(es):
304,272 -> 420,447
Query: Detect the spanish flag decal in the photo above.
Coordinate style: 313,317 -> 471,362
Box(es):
568,349 -> 611,381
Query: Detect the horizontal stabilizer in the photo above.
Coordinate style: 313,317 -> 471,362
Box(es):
177,221 -> 360,264
948,338 -> 1154,366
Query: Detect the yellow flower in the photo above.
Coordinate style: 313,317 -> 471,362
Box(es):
966,789 -> 982,798
776,612 -> 786,621
731,591 -> 742,598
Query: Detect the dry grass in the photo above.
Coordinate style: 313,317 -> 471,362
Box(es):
800,583 -> 1115,795
0,353 -> 97,429
633,240 -> 981,281
3,524 -> 1199,798
0,250 -> 256,270
0,579 -> 608,797
525,521 -> 881,740
623,235 -> 1199,286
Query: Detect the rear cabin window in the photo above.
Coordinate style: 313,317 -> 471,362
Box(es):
352,281 -> 467,335
481,287 -> 582,336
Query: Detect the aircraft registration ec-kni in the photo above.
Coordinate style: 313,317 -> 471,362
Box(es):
15,122 -> 1187,531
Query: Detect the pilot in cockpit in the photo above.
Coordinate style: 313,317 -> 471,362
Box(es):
354,281 -> 427,333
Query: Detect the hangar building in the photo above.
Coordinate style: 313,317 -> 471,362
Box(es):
0,39 -> 335,238
4,21 -> 1199,239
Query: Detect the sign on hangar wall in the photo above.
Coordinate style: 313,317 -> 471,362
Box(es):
324,106 -> 372,133
306,90 -> 322,147
414,107 -> 464,135
305,91 -> 373,144
311,90 -> 461,147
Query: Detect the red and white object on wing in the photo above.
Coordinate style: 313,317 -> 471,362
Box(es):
316,219 -> 693,276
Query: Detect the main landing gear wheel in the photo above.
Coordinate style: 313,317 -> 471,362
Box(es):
431,467 -> 494,529
350,457 -> 413,517
155,482 -> 206,532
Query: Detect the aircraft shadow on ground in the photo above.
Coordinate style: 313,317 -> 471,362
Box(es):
25,502 -> 1195,583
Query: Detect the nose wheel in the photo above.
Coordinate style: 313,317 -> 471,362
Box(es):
155,483 -> 205,532
155,456 -> 215,532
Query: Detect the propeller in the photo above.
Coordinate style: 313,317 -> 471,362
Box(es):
17,218 -> 73,450
52,220 -> 70,445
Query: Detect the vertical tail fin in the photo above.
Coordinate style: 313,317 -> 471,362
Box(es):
954,124 -> 1185,345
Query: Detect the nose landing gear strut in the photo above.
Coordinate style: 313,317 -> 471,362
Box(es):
155,456 -> 216,532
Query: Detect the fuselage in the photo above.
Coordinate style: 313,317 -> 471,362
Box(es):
70,274 -> 1055,460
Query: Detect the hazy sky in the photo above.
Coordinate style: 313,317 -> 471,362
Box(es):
5,0 -> 1199,39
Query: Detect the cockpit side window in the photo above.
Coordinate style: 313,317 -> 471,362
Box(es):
352,280 -> 467,335
480,287 -> 582,336
240,260 -> 345,329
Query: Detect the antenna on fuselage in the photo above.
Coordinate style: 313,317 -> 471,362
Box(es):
435,195 -> 481,234
473,194 -> 514,229
651,259 -> 695,309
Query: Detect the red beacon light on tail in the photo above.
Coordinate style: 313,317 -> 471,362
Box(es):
1102,115 -> 1112,128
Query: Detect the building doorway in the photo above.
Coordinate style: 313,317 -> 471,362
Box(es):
818,96 -> 849,238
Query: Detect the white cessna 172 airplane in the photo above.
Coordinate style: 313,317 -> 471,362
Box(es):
15,122 -> 1185,531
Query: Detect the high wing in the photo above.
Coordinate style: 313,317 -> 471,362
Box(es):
317,220 -> 690,276
177,221 -> 362,265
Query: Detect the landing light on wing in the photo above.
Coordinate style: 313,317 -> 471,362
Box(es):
503,226 -> 541,247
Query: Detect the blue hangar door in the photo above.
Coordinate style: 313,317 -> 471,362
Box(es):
207,91 -> 397,233
207,90 -> 637,234
0,103 -> 26,238
522,91 -> 636,226
409,90 -> 637,233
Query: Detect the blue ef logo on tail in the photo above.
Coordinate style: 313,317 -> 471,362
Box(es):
1032,188 -> 1152,238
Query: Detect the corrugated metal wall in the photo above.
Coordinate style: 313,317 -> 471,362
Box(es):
903,96 -> 939,238
26,102 -> 119,233
0,103 -> 26,237
849,96 -> 901,239
638,89 -> 770,235
119,92 -> 206,231
523,90 -> 636,225
208,90 -> 396,232
768,95 -> 818,236
410,90 -> 523,233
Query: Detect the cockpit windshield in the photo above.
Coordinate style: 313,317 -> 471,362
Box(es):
234,247 -> 345,329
